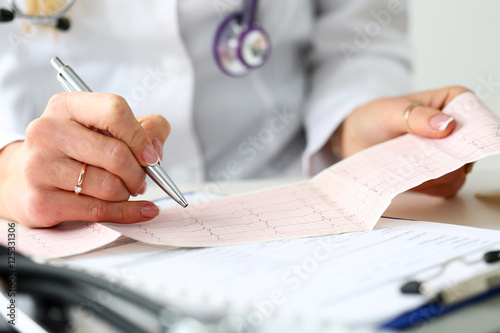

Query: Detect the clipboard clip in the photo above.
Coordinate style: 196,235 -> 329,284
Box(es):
401,250 -> 500,305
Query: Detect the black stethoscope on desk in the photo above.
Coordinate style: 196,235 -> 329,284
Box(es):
0,0 -> 271,77
0,246 -> 249,332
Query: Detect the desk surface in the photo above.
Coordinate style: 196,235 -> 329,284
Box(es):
386,154 -> 500,228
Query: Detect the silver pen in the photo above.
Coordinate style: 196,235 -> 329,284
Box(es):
50,57 -> 188,208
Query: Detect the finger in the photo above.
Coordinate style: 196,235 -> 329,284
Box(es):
403,105 -> 456,138
137,115 -> 171,161
45,92 -> 161,167
405,86 -> 471,110
48,158 -> 131,201
400,86 -> 473,138
54,119 -> 146,195
25,190 -> 160,228
410,167 -> 467,198
411,177 -> 465,198
464,162 -> 474,175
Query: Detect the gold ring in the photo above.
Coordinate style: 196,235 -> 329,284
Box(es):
74,163 -> 87,195
403,102 -> 423,134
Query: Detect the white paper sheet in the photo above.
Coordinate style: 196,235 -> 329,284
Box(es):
66,217 -> 500,329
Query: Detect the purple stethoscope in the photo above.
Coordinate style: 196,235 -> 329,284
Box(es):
214,0 -> 271,77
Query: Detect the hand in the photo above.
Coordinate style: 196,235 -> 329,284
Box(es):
0,92 -> 170,228
337,86 -> 473,198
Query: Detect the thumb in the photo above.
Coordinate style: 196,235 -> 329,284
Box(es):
137,114 -> 171,161
404,104 -> 456,139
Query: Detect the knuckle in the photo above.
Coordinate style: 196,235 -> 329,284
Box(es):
88,201 -> 127,222
106,95 -> 131,125
24,119 -> 41,141
105,140 -> 130,170
22,151 -> 44,184
100,173 -> 128,200
45,92 -> 69,113
128,127 -> 147,149
118,205 -> 129,222
131,174 -> 147,196
25,190 -> 52,223
88,201 -> 109,221
25,118 -> 51,144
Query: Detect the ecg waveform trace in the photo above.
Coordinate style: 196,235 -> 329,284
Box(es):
3,92 -> 500,258
106,93 -> 500,248
0,221 -> 121,259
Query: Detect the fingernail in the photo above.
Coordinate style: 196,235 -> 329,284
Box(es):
430,115 -> 455,131
140,205 -> 160,218
153,138 -> 163,161
142,143 -> 160,166
139,182 -> 147,195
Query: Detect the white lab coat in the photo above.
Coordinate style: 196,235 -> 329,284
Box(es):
0,0 -> 412,184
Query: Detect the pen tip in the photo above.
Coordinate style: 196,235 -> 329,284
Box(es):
178,197 -> 188,208
177,194 -> 188,208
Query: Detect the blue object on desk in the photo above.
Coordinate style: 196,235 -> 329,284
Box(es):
380,286 -> 500,330
381,249 -> 500,330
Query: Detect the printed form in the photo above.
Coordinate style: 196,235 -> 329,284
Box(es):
66,218 -> 500,328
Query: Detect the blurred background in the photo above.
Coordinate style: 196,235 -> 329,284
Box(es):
409,0 -> 500,117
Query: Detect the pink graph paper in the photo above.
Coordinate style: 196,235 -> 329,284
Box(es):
2,92 -> 499,257
107,93 -> 500,247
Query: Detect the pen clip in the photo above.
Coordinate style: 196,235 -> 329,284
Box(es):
56,73 -> 77,92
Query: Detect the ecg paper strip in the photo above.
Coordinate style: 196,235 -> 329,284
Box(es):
0,222 -> 121,259
106,92 -> 500,247
4,92 -> 500,258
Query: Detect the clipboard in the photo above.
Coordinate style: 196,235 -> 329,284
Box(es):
381,250 -> 500,330
5,217 -> 498,332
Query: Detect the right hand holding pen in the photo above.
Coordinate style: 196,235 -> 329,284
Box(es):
0,92 -> 170,228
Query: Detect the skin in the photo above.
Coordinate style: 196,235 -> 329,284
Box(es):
0,86 -> 472,227
0,92 -> 170,228
338,85 -> 472,198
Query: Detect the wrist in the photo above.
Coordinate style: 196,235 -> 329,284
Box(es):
0,141 -> 24,221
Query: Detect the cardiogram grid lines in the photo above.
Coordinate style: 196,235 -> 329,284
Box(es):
107,92 -> 500,247
6,92 -> 500,258
0,222 -> 121,259
119,182 -> 369,247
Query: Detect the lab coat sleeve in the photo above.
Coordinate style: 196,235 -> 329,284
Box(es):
303,0 -> 413,175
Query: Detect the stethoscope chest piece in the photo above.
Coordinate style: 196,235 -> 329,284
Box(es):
213,5 -> 271,77
0,0 -> 75,31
